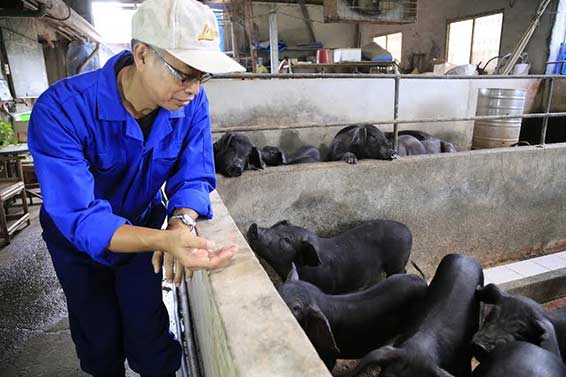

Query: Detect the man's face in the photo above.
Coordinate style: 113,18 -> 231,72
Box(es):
135,44 -> 204,111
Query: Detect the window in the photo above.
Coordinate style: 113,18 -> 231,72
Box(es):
447,13 -> 503,72
373,32 -> 403,62
211,8 -> 227,52
92,1 -> 225,55
92,2 -> 137,49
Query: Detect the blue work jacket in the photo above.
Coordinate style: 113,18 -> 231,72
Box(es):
28,51 -> 216,266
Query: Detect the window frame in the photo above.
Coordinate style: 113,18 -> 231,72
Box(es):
445,10 -> 505,67
372,31 -> 403,62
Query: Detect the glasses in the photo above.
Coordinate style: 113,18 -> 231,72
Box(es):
149,46 -> 212,85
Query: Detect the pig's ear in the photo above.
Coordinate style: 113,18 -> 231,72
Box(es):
215,133 -> 233,154
351,127 -> 364,145
534,317 -> 562,357
285,263 -> 299,282
476,284 -> 506,304
295,241 -> 322,267
247,223 -> 258,238
273,220 -> 290,227
249,146 -> 266,170
303,304 -> 340,355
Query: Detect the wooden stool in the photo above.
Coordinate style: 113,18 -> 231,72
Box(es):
22,161 -> 42,205
0,156 -> 30,244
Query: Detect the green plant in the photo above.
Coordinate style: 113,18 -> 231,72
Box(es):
0,121 -> 17,149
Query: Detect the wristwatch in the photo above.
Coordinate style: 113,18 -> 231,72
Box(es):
169,213 -> 197,232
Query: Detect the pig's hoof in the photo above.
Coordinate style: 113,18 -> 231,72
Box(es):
343,153 -> 358,164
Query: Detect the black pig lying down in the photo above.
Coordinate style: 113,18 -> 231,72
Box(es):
472,283 -> 566,360
279,268 -> 427,369
385,130 -> 457,156
341,254 -> 483,377
261,145 -> 321,166
213,132 -> 265,177
472,341 -> 566,377
246,219 -> 412,294
286,145 -> 321,164
260,146 -> 286,166
327,125 -> 398,164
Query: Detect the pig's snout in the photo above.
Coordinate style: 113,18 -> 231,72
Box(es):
226,164 -> 244,177
247,223 -> 259,241
471,340 -> 490,361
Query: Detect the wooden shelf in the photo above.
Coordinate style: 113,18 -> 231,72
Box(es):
290,61 -> 399,74
256,46 -> 321,54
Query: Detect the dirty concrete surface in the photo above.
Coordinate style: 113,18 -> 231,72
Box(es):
0,203 -> 138,376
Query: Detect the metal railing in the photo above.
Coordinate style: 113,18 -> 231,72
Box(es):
546,60 -> 566,70
211,73 -> 566,149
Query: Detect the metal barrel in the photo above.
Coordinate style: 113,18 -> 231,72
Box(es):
472,88 -> 527,149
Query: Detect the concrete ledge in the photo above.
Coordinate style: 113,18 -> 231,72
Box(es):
499,268 -> 566,303
189,191 -> 330,377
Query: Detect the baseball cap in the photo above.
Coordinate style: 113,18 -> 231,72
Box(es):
131,0 -> 245,74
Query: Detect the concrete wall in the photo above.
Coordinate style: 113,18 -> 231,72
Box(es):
190,191 -> 331,377
206,77 -> 541,152
360,0 -> 558,73
215,144 -> 566,277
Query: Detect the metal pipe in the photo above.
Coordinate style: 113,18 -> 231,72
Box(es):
212,73 -> 566,80
77,42 -> 100,74
393,74 -> 400,151
540,78 -> 555,144
0,3 -> 47,17
175,227 -> 203,377
28,0 -> 102,42
501,0 -> 552,75
545,61 -> 566,65
172,284 -> 190,377
211,111 -> 566,134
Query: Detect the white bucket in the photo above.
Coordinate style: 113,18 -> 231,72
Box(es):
512,64 -> 531,76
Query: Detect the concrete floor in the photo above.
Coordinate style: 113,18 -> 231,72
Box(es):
0,201 -> 138,377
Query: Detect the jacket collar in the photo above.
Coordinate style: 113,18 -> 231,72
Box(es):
96,51 -> 186,122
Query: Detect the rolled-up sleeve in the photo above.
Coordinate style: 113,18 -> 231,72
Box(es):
165,91 -> 216,219
28,102 -> 130,265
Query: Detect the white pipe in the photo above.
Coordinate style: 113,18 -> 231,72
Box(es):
27,0 -> 102,42
502,0 -> 552,75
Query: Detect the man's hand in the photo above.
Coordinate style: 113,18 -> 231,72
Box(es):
152,224 -> 238,286
152,220 -> 188,286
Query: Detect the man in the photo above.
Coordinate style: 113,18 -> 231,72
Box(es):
28,0 -> 244,376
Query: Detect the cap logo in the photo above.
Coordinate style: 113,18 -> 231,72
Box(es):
198,24 -> 218,41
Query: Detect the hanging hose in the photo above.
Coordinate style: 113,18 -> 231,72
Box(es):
172,284 -> 190,377
76,42 -> 100,74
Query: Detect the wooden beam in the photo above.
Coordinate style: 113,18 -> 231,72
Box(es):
243,0 -> 257,72
25,0 -> 102,42
297,0 -> 316,43
249,0 -> 324,5
269,7 -> 279,73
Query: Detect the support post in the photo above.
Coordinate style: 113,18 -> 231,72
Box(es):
540,77 -> 555,145
269,7 -> 279,74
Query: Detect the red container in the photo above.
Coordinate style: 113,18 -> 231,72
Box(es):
316,49 -> 332,64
